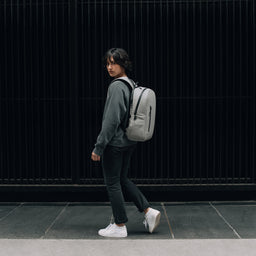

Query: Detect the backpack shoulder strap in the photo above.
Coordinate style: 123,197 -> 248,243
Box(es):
111,78 -> 136,93
110,78 -> 135,130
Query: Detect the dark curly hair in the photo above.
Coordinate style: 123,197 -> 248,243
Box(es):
103,48 -> 132,73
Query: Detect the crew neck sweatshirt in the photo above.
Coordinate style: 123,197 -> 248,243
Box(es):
93,78 -> 137,156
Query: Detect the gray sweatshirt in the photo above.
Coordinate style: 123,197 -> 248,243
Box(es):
93,78 -> 137,156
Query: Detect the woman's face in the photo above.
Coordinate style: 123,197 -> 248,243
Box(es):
106,57 -> 126,78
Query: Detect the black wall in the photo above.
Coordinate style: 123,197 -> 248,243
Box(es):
0,1 -> 255,194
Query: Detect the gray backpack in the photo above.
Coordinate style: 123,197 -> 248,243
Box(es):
113,77 -> 156,142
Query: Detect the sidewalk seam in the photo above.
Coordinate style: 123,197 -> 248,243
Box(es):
0,203 -> 24,222
41,202 -> 70,239
209,202 -> 242,239
161,202 -> 175,239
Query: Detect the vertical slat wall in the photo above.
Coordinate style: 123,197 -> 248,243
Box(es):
0,0 -> 255,186
0,0 -> 73,184
78,0 -> 256,185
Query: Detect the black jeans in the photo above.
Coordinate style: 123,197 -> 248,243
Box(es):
102,144 -> 150,224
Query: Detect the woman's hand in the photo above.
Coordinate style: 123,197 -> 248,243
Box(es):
91,152 -> 101,161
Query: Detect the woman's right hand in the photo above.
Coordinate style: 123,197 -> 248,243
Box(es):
91,151 -> 101,161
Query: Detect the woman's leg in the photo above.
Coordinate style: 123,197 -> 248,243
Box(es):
120,145 -> 150,212
102,145 -> 128,224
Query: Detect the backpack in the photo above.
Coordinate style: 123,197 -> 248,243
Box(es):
112,77 -> 156,142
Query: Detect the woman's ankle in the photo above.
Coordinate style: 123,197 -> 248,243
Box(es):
116,223 -> 125,227
144,207 -> 150,214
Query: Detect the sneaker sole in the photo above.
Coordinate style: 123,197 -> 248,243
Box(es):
150,212 -> 161,233
98,233 -> 127,238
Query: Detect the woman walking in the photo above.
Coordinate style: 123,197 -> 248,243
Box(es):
91,48 -> 161,238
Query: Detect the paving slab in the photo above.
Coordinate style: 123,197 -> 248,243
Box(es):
164,202 -> 238,239
0,203 -> 21,220
44,203 -> 113,239
45,202 -> 169,239
211,202 -> 256,238
0,203 -> 67,239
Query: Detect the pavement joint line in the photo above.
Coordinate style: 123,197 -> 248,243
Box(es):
0,202 -> 24,222
209,202 -> 242,239
161,202 -> 175,239
40,202 -> 70,239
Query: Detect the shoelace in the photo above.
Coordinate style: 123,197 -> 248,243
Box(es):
105,223 -> 113,230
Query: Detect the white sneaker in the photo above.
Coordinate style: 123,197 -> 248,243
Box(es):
98,223 -> 128,238
143,208 -> 161,233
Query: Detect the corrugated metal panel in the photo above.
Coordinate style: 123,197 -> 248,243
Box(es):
0,0 -> 255,187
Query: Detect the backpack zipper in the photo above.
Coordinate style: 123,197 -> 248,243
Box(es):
148,106 -> 152,132
134,88 -> 147,120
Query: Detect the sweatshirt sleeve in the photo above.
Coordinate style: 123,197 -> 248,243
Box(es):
93,82 -> 127,156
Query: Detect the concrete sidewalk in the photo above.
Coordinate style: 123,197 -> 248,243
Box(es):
0,239 -> 256,256
0,201 -> 256,255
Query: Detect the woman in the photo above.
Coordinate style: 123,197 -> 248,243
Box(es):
91,48 -> 161,238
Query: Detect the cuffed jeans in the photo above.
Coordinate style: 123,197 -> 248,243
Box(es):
102,144 -> 150,224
